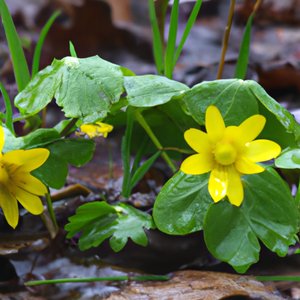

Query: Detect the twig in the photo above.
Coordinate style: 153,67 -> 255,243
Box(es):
216,0 -> 236,79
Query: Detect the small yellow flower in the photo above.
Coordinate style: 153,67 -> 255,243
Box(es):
180,105 -> 281,206
78,122 -> 113,138
0,127 -> 49,228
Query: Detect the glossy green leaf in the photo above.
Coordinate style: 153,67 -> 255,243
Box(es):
183,79 -> 259,126
204,168 -> 298,273
22,128 -> 60,149
65,202 -> 154,252
248,80 -> 300,145
124,75 -> 188,107
184,79 -> 300,147
33,138 -> 95,188
153,171 -> 212,235
275,148 -> 300,169
15,56 -> 124,122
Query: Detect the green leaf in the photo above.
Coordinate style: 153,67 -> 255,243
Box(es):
184,79 -> 300,147
109,203 -> 155,252
33,138 -> 95,188
15,63 -> 62,116
22,128 -> 60,149
183,79 -> 259,126
65,201 -> 117,249
234,14 -> 253,79
65,202 -> 154,252
204,168 -> 298,273
248,80 -> 300,146
275,148 -> 300,169
153,171 -> 212,235
15,56 -> 124,122
124,75 -> 188,107
0,0 -> 30,91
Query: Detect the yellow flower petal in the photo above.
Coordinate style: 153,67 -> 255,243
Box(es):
80,122 -> 113,139
206,106 -> 225,142
245,140 -> 281,162
238,115 -> 266,143
181,153 -> 214,175
0,186 -> 19,228
12,172 -> 47,196
208,165 -> 228,202
235,156 -> 265,174
226,167 -> 244,206
0,126 -> 4,154
14,186 -> 44,215
184,128 -> 211,154
3,149 -> 49,172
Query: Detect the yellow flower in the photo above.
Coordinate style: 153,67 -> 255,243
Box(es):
78,122 -> 113,138
0,127 -> 49,228
180,105 -> 281,206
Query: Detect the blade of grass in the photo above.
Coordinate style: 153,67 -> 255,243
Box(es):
148,0 -> 164,74
121,108 -> 135,198
131,136 -> 149,175
130,151 -> 161,190
0,0 -> 30,91
164,0 -> 179,78
173,0 -> 202,67
0,82 -> 14,133
32,10 -> 61,76
69,41 -> 78,57
234,14 -> 253,79
234,0 -> 262,79
134,110 -> 176,173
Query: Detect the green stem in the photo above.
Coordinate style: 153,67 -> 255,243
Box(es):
25,275 -> 170,286
134,110 -> 177,173
41,191 -> 58,238
59,118 -> 78,137
256,276 -> 300,282
216,0 -> 235,79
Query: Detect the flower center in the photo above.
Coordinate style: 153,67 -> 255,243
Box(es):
0,164 -> 9,184
214,143 -> 237,165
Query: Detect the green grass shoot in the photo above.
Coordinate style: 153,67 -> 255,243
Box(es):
32,10 -> 61,76
0,0 -> 30,91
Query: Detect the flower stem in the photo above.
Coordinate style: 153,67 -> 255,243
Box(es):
59,118 -> 78,137
42,191 -> 58,238
25,275 -> 170,286
216,0 -> 235,79
134,110 -> 177,173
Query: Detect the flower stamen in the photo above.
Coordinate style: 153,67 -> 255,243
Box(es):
214,143 -> 237,166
